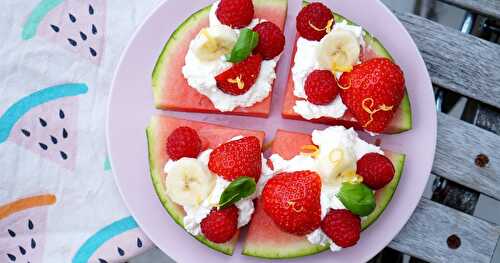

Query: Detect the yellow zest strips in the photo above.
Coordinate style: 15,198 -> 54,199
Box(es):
227,75 -> 245,89
309,18 -> 334,33
335,76 -> 351,90
300,144 -> 320,158
361,98 -> 394,128
340,170 -> 364,184
286,201 -> 305,213
331,62 -> 353,73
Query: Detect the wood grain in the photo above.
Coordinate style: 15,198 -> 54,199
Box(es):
395,12 -> 500,109
437,0 -> 500,19
390,197 -> 500,263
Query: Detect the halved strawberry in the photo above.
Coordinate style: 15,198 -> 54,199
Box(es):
215,54 -> 262,95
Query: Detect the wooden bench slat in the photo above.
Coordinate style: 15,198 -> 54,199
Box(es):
437,0 -> 500,19
390,197 -> 500,263
395,12 -> 500,109
433,112 -> 500,200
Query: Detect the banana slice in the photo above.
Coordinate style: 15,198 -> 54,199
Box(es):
317,29 -> 360,73
318,147 -> 357,185
165,158 -> 216,207
193,24 -> 238,61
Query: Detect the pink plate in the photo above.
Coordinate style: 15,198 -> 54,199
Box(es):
106,0 -> 436,262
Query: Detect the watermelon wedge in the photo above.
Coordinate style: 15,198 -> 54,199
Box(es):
242,130 -> 405,258
282,4 -> 412,134
152,0 -> 288,117
146,115 -> 265,255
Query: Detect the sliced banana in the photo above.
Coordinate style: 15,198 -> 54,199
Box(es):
165,158 -> 216,207
192,24 -> 238,61
317,29 -> 360,73
317,147 -> 357,185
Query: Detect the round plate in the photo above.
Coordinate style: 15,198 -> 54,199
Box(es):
106,0 -> 436,262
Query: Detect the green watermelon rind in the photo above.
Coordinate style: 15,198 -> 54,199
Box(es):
146,121 -> 236,255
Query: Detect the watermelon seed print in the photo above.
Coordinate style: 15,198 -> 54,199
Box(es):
0,83 -> 88,170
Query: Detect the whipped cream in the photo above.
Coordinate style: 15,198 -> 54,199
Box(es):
292,21 -> 365,120
182,1 -> 277,112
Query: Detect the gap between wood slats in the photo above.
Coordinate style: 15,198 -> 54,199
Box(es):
437,0 -> 500,20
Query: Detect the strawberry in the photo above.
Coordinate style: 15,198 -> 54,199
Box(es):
262,171 -> 322,235
357,153 -> 395,190
215,54 -> 262,96
339,58 -> 405,133
216,0 -> 254,29
166,126 -> 202,161
253,21 -> 285,60
208,136 -> 262,181
321,209 -> 361,248
304,70 -> 339,105
296,2 -> 334,41
200,205 -> 238,243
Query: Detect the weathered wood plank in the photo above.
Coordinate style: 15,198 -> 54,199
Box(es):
432,112 -> 500,200
474,103 -> 500,135
390,197 -> 500,263
395,12 -> 500,109
437,0 -> 500,19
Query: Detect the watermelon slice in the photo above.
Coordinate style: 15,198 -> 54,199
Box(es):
0,83 -> 87,170
72,216 -> 153,263
282,4 -> 412,134
152,0 -> 288,117
242,130 -> 405,258
22,0 -> 106,63
146,115 -> 266,255
0,194 -> 56,263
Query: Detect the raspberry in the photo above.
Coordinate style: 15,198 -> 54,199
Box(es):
296,3 -> 334,41
253,21 -> 285,60
216,0 -> 254,29
215,54 -> 262,96
304,70 -> 339,105
166,127 -> 202,160
208,136 -> 262,181
321,209 -> 361,248
201,205 -> 239,243
357,153 -> 395,190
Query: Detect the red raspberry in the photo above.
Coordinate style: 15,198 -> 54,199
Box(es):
304,70 -> 339,105
296,3 -> 334,41
321,209 -> 361,248
357,153 -> 395,190
253,21 -> 285,60
216,0 -> 254,29
166,127 -> 202,161
262,171 -> 322,235
215,54 -> 262,96
201,205 -> 239,243
208,136 -> 262,181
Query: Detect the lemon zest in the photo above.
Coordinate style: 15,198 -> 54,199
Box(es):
286,201 -> 305,213
335,76 -> 351,90
227,75 -> 245,89
300,144 -> 320,158
361,98 -> 394,128
309,18 -> 334,33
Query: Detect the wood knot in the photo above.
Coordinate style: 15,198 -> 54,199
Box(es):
474,154 -> 489,168
447,234 -> 461,249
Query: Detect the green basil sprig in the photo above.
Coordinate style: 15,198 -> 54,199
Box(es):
337,182 -> 376,216
226,29 -> 259,63
219,176 -> 256,209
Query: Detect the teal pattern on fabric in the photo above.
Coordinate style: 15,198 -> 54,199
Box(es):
72,216 -> 139,263
0,83 -> 88,143
22,0 -> 64,40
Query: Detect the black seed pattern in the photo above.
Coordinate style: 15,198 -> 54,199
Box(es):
137,237 -> 142,248
62,128 -> 68,139
7,229 -> 15,237
21,129 -> 31,137
89,4 -> 94,15
117,247 -> 125,256
39,118 -> 47,127
50,24 -> 60,32
80,31 -> 87,41
91,24 -> 97,35
69,13 -> 76,23
98,259 -> 108,263
50,136 -> 58,144
89,47 -> 97,57
39,143 -> 48,150
60,151 -> 68,160
68,38 -> 77,47
31,238 -> 36,249
28,219 -> 34,230
6,253 -> 16,261
59,109 -> 65,119
19,246 -> 26,255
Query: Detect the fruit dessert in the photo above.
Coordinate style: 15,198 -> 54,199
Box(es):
243,128 -> 405,258
152,0 -> 288,117
282,2 -> 412,134
146,115 -> 272,255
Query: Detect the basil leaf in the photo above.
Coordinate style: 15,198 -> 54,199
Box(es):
219,176 -> 256,209
337,182 -> 375,216
226,29 -> 259,63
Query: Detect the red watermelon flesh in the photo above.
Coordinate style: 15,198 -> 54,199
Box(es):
152,0 -> 288,117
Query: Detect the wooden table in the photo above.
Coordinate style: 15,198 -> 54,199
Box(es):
374,1 -> 500,262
